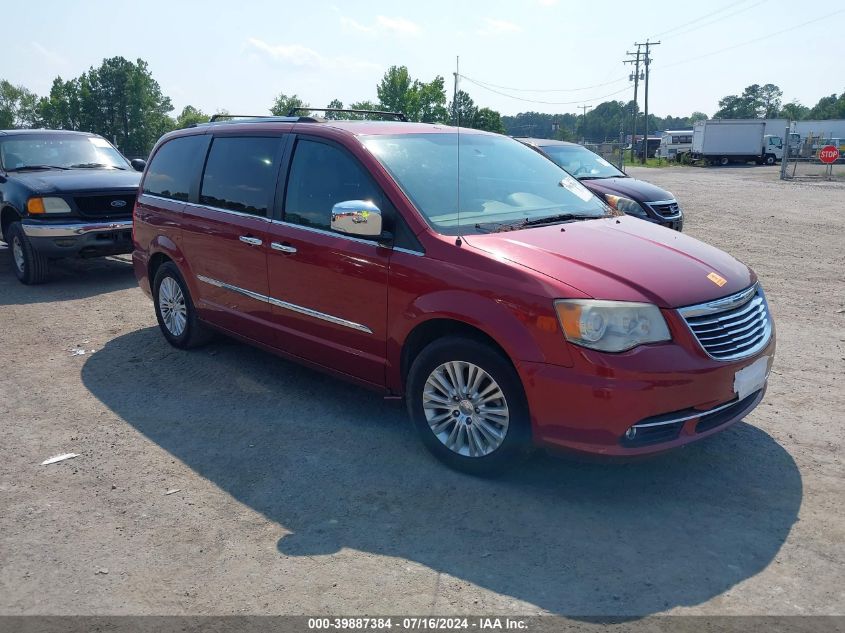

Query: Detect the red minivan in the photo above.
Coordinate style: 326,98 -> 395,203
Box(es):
133,115 -> 775,474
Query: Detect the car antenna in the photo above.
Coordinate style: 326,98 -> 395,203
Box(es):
454,56 -> 462,247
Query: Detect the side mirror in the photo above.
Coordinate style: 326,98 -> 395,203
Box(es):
331,200 -> 382,238
130,158 -> 146,172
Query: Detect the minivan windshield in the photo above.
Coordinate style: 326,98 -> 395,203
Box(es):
363,133 -> 609,235
536,144 -> 625,180
0,135 -> 130,171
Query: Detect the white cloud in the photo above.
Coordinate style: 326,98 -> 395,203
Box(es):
375,16 -> 421,35
31,41 -> 67,67
537,0 -> 559,6
477,18 -> 523,36
245,38 -> 378,72
337,12 -> 421,36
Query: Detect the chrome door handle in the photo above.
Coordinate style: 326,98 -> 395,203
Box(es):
239,236 -> 263,246
271,242 -> 297,254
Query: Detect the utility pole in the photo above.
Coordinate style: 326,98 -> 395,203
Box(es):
623,46 -> 643,163
578,105 -> 592,142
635,39 -> 660,163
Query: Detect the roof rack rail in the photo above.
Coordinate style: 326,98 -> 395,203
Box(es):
286,107 -> 408,122
207,114 -> 318,123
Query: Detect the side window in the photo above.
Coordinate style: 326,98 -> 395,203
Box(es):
200,136 -> 282,217
143,135 -> 208,201
284,139 -> 383,231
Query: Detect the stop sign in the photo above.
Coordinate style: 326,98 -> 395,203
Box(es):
819,145 -> 840,164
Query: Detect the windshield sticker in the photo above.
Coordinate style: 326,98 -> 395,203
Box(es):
89,137 -> 111,148
559,174 -> 593,202
596,157 -> 612,167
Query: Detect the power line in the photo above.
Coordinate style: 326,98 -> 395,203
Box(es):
661,0 -> 768,41
454,74 -> 628,93
656,8 -> 845,70
458,75 -> 632,106
649,0 -> 756,39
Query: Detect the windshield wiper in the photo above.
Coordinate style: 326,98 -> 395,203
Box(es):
7,164 -> 70,171
69,162 -> 126,170
578,175 -> 617,180
487,213 -> 600,232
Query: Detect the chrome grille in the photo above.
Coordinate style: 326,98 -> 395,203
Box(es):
679,284 -> 772,361
646,199 -> 681,218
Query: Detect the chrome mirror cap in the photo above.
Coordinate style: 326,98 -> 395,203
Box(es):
331,200 -> 382,237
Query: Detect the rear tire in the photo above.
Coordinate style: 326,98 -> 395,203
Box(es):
152,262 -> 212,349
406,336 -> 530,476
719,156 -> 730,166
7,221 -> 49,284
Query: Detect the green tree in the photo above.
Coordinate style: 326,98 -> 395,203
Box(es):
38,77 -> 83,130
759,84 -> 783,118
807,92 -> 845,119
375,66 -> 448,122
0,80 -> 41,128
413,75 -> 448,123
779,100 -> 810,121
270,93 -> 310,117
174,105 -> 209,128
449,90 -> 477,126
77,57 -> 173,156
713,83 -> 782,119
347,100 -> 381,120
472,107 -> 505,134
376,65 -> 415,115
324,98 -> 345,119
690,111 -> 708,122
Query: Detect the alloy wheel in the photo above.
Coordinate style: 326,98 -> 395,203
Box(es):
422,361 -> 510,457
158,277 -> 187,337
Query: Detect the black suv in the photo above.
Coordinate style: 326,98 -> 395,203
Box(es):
0,129 -> 144,284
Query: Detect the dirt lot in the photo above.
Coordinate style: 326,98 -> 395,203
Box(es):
0,165 -> 843,617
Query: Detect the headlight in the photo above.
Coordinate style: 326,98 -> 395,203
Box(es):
605,194 -> 647,217
27,197 -> 71,214
554,299 -> 671,352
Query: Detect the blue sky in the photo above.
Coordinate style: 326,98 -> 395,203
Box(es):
4,0 -> 843,118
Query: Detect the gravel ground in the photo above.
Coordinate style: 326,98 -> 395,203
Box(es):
0,165 -> 843,617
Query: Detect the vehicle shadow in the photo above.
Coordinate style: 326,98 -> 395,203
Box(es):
81,327 -> 802,616
0,243 -> 136,305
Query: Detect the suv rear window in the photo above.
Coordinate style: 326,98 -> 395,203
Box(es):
143,135 -> 208,201
200,136 -> 283,217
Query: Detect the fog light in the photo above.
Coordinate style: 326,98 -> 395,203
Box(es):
625,427 -> 637,440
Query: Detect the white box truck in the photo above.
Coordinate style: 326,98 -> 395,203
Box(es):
692,120 -> 784,165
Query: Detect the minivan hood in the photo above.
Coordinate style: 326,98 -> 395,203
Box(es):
11,169 -> 141,194
463,217 -> 754,308
580,176 -> 672,203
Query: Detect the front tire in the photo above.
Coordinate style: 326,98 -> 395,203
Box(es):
7,221 -> 49,285
406,337 -> 530,475
152,262 -> 212,349
764,154 -> 776,165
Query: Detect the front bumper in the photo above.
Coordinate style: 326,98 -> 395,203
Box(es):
518,322 -> 775,456
22,219 -> 133,258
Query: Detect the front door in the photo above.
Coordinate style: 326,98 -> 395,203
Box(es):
180,134 -> 285,345
265,136 -> 390,386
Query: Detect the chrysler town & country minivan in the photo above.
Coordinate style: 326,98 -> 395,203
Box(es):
133,115 -> 775,474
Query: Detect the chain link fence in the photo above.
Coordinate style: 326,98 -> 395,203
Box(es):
581,141 -> 625,170
780,134 -> 844,181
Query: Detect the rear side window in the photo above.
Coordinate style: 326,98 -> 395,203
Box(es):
143,135 -> 207,201
284,139 -> 382,230
200,136 -> 283,217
